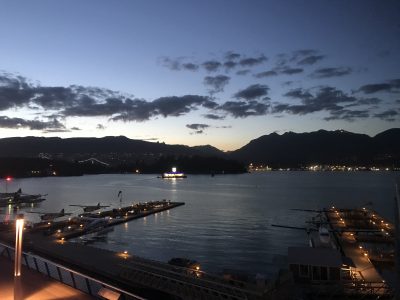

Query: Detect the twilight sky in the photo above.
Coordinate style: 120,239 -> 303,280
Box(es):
0,0 -> 399,150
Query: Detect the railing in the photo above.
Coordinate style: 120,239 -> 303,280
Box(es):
0,241 -> 146,300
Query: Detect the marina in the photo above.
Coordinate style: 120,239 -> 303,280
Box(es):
275,204 -> 397,298
44,200 -> 185,240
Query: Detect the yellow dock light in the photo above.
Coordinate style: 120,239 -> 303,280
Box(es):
364,252 -> 368,257
14,214 -> 24,277
359,245 -> 363,249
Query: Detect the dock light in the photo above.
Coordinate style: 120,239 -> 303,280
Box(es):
362,207 -> 366,210
47,222 -> 51,225
68,226 -> 71,229
364,252 -> 368,257
172,167 -> 177,173
57,229 -> 61,233
359,245 -> 363,249
123,250 -> 128,254
14,214 -> 24,277
331,206 -> 335,209
80,224 -> 83,227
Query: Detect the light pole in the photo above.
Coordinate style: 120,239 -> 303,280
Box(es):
15,214 -> 24,276
6,176 -> 12,193
14,214 -> 24,300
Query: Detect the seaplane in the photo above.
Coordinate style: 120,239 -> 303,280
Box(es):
29,209 -> 72,221
0,188 -> 47,206
69,202 -> 110,212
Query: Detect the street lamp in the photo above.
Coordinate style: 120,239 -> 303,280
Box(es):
14,214 -> 24,277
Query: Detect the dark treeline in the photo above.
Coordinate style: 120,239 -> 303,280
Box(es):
0,156 -> 246,178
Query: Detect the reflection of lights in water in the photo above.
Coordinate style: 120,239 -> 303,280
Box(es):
124,222 -> 128,230
143,216 -> 147,224
167,210 -> 170,217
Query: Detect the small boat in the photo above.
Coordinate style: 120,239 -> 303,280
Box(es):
162,167 -> 187,179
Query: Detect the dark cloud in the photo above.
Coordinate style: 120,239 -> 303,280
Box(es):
297,55 -> 325,65
276,87 -> 358,116
254,66 -> 303,78
254,70 -> 278,78
216,125 -> 232,129
324,109 -> 370,121
234,84 -> 269,101
202,60 -> 222,72
223,61 -> 237,70
192,130 -> 204,134
96,124 -> 106,130
239,55 -> 267,67
225,51 -> 241,60
203,113 -> 225,120
275,86 -> 388,122
160,57 -> 198,71
373,109 -> 398,121
160,57 -> 181,71
310,67 -> 352,78
218,100 -> 269,118
0,74 -> 35,110
0,116 -> 65,130
203,75 -> 230,94
111,95 -> 218,121
358,79 -> 400,94
0,73 -> 219,122
182,63 -> 199,71
279,66 -> 304,75
276,49 -> 321,67
186,123 -> 210,130
236,69 -> 251,76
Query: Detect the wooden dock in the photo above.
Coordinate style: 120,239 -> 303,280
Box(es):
325,207 -> 393,294
34,200 -> 185,240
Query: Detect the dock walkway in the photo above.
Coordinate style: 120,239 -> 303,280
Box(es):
0,256 -> 94,300
326,209 -> 386,290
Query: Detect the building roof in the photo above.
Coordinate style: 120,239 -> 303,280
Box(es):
288,247 -> 343,268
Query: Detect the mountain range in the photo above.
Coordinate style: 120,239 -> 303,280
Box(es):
0,128 -> 399,168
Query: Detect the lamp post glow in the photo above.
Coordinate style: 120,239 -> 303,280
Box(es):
14,214 -> 24,277
6,176 -> 12,193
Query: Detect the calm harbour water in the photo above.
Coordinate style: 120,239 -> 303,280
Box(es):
2,172 -> 399,278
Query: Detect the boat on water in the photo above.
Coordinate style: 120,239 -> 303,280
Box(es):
161,167 -> 187,179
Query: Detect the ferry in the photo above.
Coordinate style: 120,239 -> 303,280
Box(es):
162,167 -> 187,179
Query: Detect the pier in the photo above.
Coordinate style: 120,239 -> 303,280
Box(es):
324,207 -> 393,296
34,200 -> 185,240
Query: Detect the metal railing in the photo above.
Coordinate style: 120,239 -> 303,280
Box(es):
0,241 -> 146,300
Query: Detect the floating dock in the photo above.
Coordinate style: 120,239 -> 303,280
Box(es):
33,200 -> 185,240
